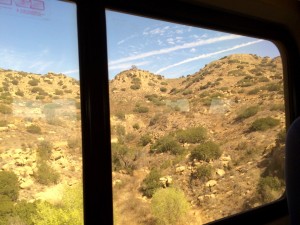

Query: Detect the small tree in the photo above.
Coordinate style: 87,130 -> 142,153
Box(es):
151,188 -> 189,225
190,141 -> 222,162
141,169 -> 161,198
0,171 -> 20,201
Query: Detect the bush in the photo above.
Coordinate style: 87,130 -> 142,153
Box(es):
250,117 -> 280,131
15,90 -> 24,96
149,114 -> 161,126
0,92 -> 13,104
68,137 -> 81,149
139,134 -> 152,146
264,83 -> 282,92
151,136 -> 184,155
13,200 -> 37,225
175,126 -> 207,144
247,88 -> 260,95
115,111 -> 125,120
0,171 -> 19,201
111,143 -> 135,172
132,123 -> 140,130
141,169 -> 161,198
182,89 -> 192,95
0,104 -> 12,114
257,176 -> 282,203
190,141 -> 222,162
54,89 -> 63,95
37,140 -> 53,160
193,164 -> 213,181
0,120 -> 7,127
160,87 -> 167,92
26,124 -> 42,134
28,79 -> 39,86
34,162 -> 60,185
134,106 -> 149,113
270,103 -> 285,112
32,184 -> 83,225
236,106 -> 259,121
11,79 -> 19,85
151,188 -> 189,225
31,87 -> 47,95
130,84 -> 141,90
0,195 -> 14,224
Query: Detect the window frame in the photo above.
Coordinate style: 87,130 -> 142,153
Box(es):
74,0 -> 300,224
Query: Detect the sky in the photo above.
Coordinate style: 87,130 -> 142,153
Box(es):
0,0 -> 79,79
106,10 -> 280,79
0,1 -> 280,81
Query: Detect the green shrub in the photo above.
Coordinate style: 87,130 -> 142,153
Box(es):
141,169 -> 161,198
31,87 -> 47,95
270,103 -> 285,112
132,123 -> 140,130
116,124 -> 125,137
160,87 -> 167,92
258,77 -> 270,82
151,188 -> 189,225
276,129 -> 286,145
247,88 -> 260,95
115,111 -> 125,120
134,106 -> 149,113
28,79 -> 39,86
34,162 -> 60,185
250,117 -> 280,131
15,90 -> 24,96
26,124 -> 42,134
176,126 -> 207,144
151,136 -> 184,155
111,143 -> 133,172
149,114 -> 161,126
161,81 -> 168,85
13,200 -> 37,225
68,137 -> 81,149
0,104 -> 12,114
264,83 -> 282,92
139,134 -> 152,146
0,120 -> 7,127
190,141 -> 222,162
0,194 -> 14,224
182,89 -> 192,95
257,176 -> 282,203
192,164 -> 213,181
54,89 -> 63,95
37,140 -> 53,160
130,84 -> 141,90
236,106 -> 259,121
11,79 -> 19,85
0,171 -> 19,201
0,92 -> 13,104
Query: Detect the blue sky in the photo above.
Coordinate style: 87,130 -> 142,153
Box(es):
0,0 -> 79,79
106,10 -> 280,79
0,2 -> 280,81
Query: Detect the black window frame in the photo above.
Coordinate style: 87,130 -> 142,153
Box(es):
73,0 -> 300,224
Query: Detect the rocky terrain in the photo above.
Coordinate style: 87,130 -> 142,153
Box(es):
0,53 -> 286,224
109,54 -> 286,224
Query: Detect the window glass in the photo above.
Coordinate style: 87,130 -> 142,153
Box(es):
0,1 -> 83,224
107,10 -> 285,224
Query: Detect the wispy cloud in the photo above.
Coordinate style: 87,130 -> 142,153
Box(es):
155,40 -> 263,74
61,69 -> 79,75
110,34 -> 241,66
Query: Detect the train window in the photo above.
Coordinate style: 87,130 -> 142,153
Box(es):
0,1 -> 83,224
107,10 -> 285,224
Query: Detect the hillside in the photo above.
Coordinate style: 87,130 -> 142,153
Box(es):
109,54 -> 285,224
0,53 -> 285,224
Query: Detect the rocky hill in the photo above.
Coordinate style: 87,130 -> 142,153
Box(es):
0,53 -> 286,224
0,69 -> 81,205
109,54 -> 285,224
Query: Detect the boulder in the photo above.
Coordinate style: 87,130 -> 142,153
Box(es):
216,169 -> 225,177
175,166 -> 186,173
206,180 -> 217,187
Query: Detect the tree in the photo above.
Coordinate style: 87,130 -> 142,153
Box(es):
32,184 -> 83,225
0,171 -> 20,201
151,188 -> 189,225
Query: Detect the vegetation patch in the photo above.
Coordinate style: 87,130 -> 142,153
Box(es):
236,106 -> 259,121
151,135 -> 184,155
250,117 -> 280,131
190,141 -> 222,162
141,169 -> 162,198
175,126 -> 207,144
